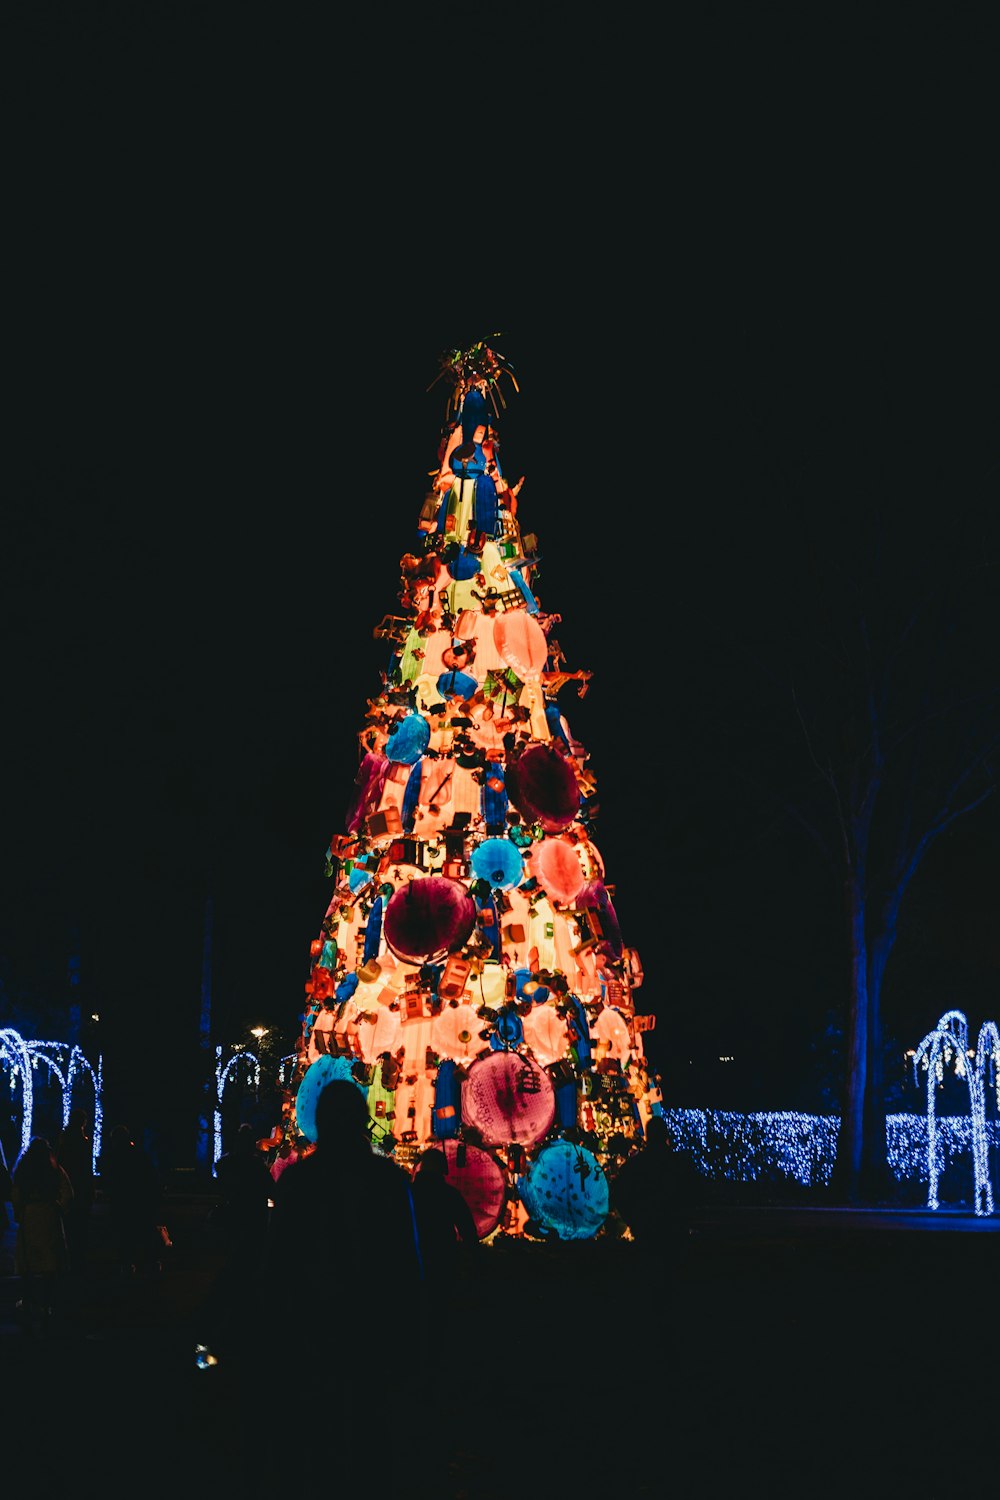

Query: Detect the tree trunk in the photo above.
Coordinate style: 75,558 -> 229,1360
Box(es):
832,872 -> 868,1202
859,939 -> 890,1201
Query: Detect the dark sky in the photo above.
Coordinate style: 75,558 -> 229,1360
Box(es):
4,9 -> 999,1144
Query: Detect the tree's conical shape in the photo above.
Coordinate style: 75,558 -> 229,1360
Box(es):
290,340 -> 661,1240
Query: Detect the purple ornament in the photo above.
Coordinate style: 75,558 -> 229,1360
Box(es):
383,875 -> 477,964
506,742 -> 580,832
576,878 -> 624,959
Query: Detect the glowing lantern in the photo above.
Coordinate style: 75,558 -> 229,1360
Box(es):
355,1005 -> 403,1064
431,1003 -> 484,1064
521,1005 -> 571,1067
383,875 -> 477,963
386,712 -> 430,764
493,610 -> 548,680
592,1006 -> 632,1064
470,837 -> 523,891
295,1056 -> 365,1143
529,836 -> 585,905
507,741 -> 580,832
461,1051 -> 555,1146
518,1140 -> 609,1240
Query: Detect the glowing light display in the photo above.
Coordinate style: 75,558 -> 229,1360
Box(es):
913,1010 -> 1000,1214
0,1028 -> 103,1168
214,1045 -> 261,1172
280,342 -> 661,1238
659,1108 -> 1000,1198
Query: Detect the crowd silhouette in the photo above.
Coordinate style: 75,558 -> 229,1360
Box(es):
9,1135 -> 74,1330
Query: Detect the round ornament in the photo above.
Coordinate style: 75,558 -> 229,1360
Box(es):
295,1055 -> 366,1144
425,1139 -> 507,1239
518,1140 -> 609,1241
470,837 -> 523,891
493,610 -> 549,680
461,1051 -> 555,1147
521,1005 -> 571,1067
383,875 -> 477,964
529,836 -> 585,905
436,668 -> 478,701
386,713 -> 430,764
507,742 -> 580,832
431,1003 -> 484,1064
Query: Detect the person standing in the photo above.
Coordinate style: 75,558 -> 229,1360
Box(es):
202,1123 -> 275,1362
410,1148 -> 479,1306
11,1136 -> 74,1331
56,1107 -> 95,1275
611,1115 -> 702,1270
255,1081 -> 423,1488
98,1125 -> 163,1275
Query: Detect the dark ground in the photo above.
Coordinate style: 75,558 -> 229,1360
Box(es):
2,1189 -> 996,1499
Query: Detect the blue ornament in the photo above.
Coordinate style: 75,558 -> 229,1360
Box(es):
349,866 -> 373,894
335,973 -> 359,1003
436,668 -> 478,700
470,837 -> 523,891
432,1059 -> 460,1139
444,545 -> 481,581
494,1006 -> 524,1047
518,1141 -> 609,1241
401,761 -> 423,831
481,762 -> 508,830
386,713 -> 430,764
295,1056 -> 366,1144
363,896 -> 383,964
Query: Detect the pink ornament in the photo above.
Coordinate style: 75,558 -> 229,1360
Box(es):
530,836 -> 585,905
432,1139 -> 507,1239
431,1003 -> 485,1064
461,1051 -> 555,1146
521,1005 -> 571,1067
493,610 -> 549,680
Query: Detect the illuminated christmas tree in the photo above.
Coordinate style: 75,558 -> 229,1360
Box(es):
287,340 -> 661,1240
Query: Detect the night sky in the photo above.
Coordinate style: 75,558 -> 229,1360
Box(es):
5,10 -> 998,1155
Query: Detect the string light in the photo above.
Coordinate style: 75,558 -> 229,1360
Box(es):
913,1011 -> 1000,1215
213,1045 -> 261,1173
659,1107 -> 999,1199
0,1027 -> 102,1168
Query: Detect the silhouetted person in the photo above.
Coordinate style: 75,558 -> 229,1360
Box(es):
99,1125 -> 163,1275
611,1116 -> 702,1269
253,1081 -> 423,1490
11,1135 -> 73,1330
410,1148 -> 479,1310
202,1124 -> 275,1361
56,1106 -> 95,1275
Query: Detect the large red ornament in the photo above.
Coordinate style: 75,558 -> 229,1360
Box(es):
506,741 -> 580,832
383,875 -> 477,964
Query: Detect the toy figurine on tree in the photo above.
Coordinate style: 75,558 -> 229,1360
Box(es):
287,337 -> 661,1241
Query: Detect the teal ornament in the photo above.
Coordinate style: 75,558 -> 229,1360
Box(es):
470,837 -> 523,891
517,1140 -> 609,1241
295,1056 -> 366,1143
386,712 -> 430,764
